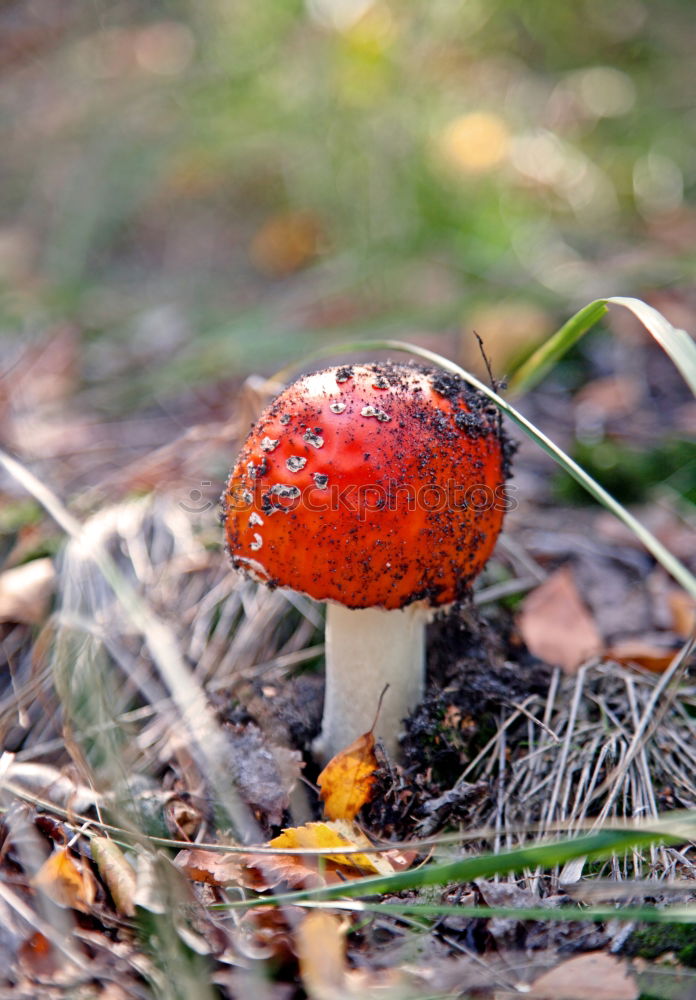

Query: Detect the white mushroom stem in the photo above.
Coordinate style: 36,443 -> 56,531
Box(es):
312,603 -> 428,764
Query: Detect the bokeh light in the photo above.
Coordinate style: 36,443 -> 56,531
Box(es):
0,1 -> 694,384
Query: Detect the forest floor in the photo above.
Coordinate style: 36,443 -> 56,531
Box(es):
0,314 -> 695,1000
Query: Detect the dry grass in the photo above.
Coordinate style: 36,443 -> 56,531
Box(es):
0,465 -> 694,997
460,653 -> 696,885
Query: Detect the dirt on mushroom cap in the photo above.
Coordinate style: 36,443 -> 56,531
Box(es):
221,362 -> 510,610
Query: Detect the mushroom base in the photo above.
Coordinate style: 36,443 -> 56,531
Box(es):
312,603 -> 427,764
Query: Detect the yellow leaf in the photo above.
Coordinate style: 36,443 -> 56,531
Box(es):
240,820 -> 413,892
317,730 -> 378,822
297,911 -> 347,1000
296,910 -> 410,999
32,846 -> 96,911
272,820 -> 371,875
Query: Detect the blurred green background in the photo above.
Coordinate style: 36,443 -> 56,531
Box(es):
1,0 -> 695,398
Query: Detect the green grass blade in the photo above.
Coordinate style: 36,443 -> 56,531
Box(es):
299,901 -> 696,925
309,339 -> 696,597
508,299 -> 609,395
609,296 -> 696,396
509,296 -> 696,397
223,822 -> 688,909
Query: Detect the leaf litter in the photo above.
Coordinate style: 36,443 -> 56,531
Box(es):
0,332 -> 695,996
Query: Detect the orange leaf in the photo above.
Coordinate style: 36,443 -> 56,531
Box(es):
606,640 -> 676,674
317,731 -> 378,821
18,932 -> 59,978
667,589 -> 696,639
32,846 -> 96,911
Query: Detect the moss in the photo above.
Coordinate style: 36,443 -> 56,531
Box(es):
624,923 -> 696,967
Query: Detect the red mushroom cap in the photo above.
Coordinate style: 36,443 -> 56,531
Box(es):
222,362 -> 509,610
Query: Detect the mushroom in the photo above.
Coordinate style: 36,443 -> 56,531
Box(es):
222,362 -> 509,763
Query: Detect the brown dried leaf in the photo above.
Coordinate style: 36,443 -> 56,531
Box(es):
164,796 -> 204,841
518,565 -> 603,673
174,848 -> 243,888
0,558 -> 55,625
239,852 -> 328,892
525,952 -> 638,1000
606,640 -> 677,673
235,905 -> 303,965
18,931 -> 61,979
317,730 -> 378,821
91,837 -> 137,916
32,846 -> 96,912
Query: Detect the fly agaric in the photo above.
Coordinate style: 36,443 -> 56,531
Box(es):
222,362 -> 509,763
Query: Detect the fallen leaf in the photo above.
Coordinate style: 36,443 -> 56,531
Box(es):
524,952 -> 638,1000
296,912 -> 346,1000
18,931 -> 61,978
606,640 -> 677,673
235,905 -> 302,965
269,821 -> 396,876
518,565 -> 603,673
32,846 -> 96,911
317,730 -> 378,821
91,837 -> 137,916
174,848 -> 243,888
296,911 -> 411,1000
595,506 -> 696,563
668,589 -> 696,638
239,851 -> 328,892
241,820 -> 403,892
164,795 -> 204,841
476,879 -> 560,911
0,557 -> 55,624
